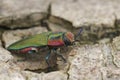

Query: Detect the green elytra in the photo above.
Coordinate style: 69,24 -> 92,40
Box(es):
7,32 -> 65,50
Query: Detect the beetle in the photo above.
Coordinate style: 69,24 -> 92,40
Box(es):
7,28 -> 82,68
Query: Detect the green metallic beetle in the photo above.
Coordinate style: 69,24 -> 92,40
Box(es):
7,29 -> 82,67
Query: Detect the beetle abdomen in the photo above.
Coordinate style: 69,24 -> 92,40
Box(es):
9,47 -> 39,54
20,47 -> 39,53
48,40 -> 64,47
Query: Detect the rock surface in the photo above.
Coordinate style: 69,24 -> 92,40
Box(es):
22,71 -> 67,80
52,0 -> 120,27
0,0 -> 51,28
0,13 -> 47,29
0,61 -> 24,80
0,47 -> 13,62
68,44 -> 120,80
0,61 -> 67,80
0,0 -> 51,17
42,71 -> 67,80
0,40 -> 23,80
112,36 -> 120,68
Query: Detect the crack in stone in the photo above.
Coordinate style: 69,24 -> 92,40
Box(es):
0,31 -> 5,48
111,44 -> 120,68
100,70 -> 104,80
65,62 -> 71,80
40,3 -> 52,31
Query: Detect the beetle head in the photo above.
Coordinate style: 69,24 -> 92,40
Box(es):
64,28 -> 82,46
64,32 -> 75,45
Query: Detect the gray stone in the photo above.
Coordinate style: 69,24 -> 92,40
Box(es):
112,36 -> 120,68
0,47 -> 13,62
22,71 -> 67,80
48,16 -> 73,31
68,44 -> 120,80
112,36 -> 120,50
98,38 -> 111,44
0,62 -> 67,80
52,0 -> 120,27
0,13 -> 47,29
42,71 -> 67,80
0,0 -> 51,17
22,71 -> 42,80
48,22 -> 68,32
68,45 -> 103,80
0,62 -> 25,80
0,39 -> 13,62
0,0 -> 52,28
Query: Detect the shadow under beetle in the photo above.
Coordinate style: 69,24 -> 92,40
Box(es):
7,28 -> 82,68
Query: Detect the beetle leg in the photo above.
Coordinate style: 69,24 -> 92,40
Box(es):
45,50 -> 51,68
54,50 -> 66,63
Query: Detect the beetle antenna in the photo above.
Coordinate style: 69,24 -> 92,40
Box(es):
75,28 -> 83,41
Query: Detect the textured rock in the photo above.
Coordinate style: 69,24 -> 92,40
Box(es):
22,71 -> 67,80
0,13 -> 47,29
112,36 -> 120,50
48,22 -> 68,32
68,45 -> 103,80
0,37 -> 25,80
0,38 -> 13,62
22,71 -> 42,80
52,0 -> 120,27
0,62 -> 25,80
48,16 -> 73,31
0,47 -> 13,62
0,62 -> 67,80
112,36 -> 120,68
0,0 -> 51,28
42,71 -> 67,80
98,38 -> 111,44
0,0 -> 51,17
68,44 -> 120,80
